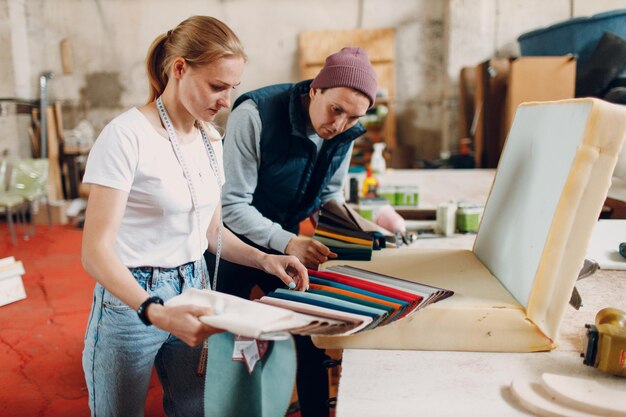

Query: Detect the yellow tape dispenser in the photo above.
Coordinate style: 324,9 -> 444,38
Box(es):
582,308 -> 626,377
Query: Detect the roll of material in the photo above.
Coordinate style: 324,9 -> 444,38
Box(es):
436,202 -> 457,236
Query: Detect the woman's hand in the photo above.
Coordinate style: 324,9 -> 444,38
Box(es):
285,236 -> 338,269
259,253 -> 309,291
147,303 -> 224,347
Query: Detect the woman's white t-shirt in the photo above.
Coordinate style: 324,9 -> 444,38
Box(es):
83,107 -> 225,268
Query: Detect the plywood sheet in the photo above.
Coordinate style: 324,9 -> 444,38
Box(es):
299,28 -> 394,66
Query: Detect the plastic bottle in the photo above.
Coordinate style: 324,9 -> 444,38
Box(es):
361,166 -> 379,197
371,143 -> 386,175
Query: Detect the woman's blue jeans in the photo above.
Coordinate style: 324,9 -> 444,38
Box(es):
82,260 -> 206,417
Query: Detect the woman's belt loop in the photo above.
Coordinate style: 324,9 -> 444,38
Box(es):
150,266 -> 159,291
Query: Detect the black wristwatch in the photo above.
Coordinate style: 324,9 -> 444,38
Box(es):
136,296 -> 164,326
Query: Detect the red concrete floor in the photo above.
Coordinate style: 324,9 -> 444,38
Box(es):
0,225 -> 164,417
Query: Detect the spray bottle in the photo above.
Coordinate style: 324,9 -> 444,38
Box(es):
371,143 -> 387,175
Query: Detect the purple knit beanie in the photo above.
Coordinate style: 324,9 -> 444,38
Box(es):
310,46 -> 378,107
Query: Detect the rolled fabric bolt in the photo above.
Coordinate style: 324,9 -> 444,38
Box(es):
375,204 -> 406,233
436,202 -> 457,236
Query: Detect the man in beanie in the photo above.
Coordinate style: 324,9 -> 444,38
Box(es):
205,46 -> 376,417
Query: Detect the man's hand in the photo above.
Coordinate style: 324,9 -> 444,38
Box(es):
285,236 -> 338,269
260,253 -> 309,291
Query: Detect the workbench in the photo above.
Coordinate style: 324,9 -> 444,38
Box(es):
334,234 -> 626,416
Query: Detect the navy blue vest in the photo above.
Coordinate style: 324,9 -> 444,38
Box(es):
232,80 -> 365,233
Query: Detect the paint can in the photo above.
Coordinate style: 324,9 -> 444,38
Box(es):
456,203 -> 483,233
396,185 -> 420,207
378,184 -> 397,205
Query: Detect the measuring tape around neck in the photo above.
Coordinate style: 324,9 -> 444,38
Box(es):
155,96 -> 222,291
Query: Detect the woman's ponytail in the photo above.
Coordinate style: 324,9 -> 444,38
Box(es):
145,33 -> 168,103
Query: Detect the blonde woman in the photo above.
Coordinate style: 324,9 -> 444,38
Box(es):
81,16 -> 308,416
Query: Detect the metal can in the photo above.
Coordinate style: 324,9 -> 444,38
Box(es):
378,184 -> 397,205
456,203 -> 483,233
396,185 -> 420,207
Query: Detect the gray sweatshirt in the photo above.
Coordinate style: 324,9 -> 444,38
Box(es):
221,99 -> 352,253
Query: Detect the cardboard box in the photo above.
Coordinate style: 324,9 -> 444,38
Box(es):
34,200 -> 68,225
504,56 -> 576,138
0,257 -> 26,307
474,58 -> 510,168
473,56 -> 576,168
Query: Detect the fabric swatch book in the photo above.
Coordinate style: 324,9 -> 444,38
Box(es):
313,200 -> 394,261
166,266 -> 453,340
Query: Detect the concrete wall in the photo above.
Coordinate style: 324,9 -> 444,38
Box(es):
574,0 -> 626,16
1,0 -> 625,161
16,0 -> 447,149
0,0 -> 33,158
